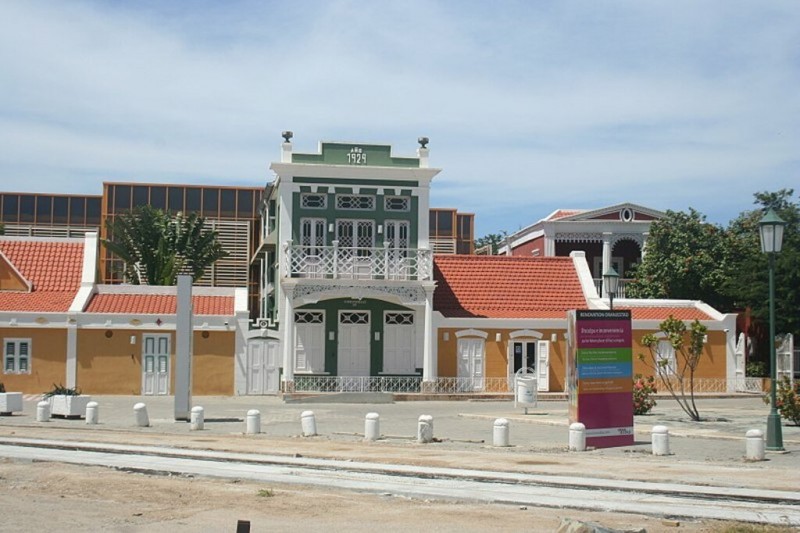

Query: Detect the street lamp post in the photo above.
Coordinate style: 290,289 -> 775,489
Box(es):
603,266 -> 620,311
759,208 -> 786,451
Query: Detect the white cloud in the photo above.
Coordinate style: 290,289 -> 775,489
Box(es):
0,0 -> 798,235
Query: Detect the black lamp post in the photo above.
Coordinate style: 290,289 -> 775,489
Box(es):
603,266 -> 620,311
759,207 -> 786,451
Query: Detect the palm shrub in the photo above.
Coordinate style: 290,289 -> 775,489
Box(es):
633,374 -> 658,415
43,383 -> 81,398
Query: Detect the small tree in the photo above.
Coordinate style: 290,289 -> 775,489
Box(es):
102,206 -> 227,285
639,316 -> 708,421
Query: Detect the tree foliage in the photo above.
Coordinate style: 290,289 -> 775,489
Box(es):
639,316 -> 708,421
475,233 -> 506,255
625,209 -> 733,310
102,206 -> 228,285
723,189 -> 800,338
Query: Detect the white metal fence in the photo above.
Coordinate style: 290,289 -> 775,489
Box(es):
292,376 -> 766,394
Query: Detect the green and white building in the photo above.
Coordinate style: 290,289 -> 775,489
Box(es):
247,134 -> 439,393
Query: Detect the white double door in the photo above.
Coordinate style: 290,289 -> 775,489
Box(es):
337,311 -> 371,376
457,338 -> 485,391
142,334 -> 170,396
246,339 -> 280,395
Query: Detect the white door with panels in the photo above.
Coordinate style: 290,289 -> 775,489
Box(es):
295,311 -> 325,373
300,218 -> 326,278
142,334 -> 170,396
383,312 -> 415,374
337,220 -> 375,279
337,311 -> 371,376
246,339 -> 280,395
536,340 -> 550,392
457,338 -> 485,391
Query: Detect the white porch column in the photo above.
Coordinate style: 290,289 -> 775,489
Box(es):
422,288 -> 436,386
641,232 -> 649,260
543,224 -> 556,256
281,291 -> 295,391
601,232 -> 612,277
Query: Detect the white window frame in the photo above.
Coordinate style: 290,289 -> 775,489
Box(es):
300,192 -> 327,209
384,196 -> 410,212
336,194 -> 376,211
4,338 -> 32,374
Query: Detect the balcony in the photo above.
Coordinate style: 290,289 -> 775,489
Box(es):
285,243 -> 433,281
594,278 -> 633,298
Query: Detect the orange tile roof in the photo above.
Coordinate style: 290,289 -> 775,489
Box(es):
0,239 -> 84,312
622,306 -> 713,321
85,293 -> 234,316
434,255 -> 586,318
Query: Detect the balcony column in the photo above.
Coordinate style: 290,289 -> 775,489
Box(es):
601,232 -> 612,295
422,287 -> 437,388
281,291 -> 295,392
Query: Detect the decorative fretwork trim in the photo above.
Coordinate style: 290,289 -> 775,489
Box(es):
291,284 -> 426,305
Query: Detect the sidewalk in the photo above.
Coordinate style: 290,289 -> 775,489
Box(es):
1,394 -> 797,492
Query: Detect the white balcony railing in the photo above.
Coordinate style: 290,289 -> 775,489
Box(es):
285,242 -> 433,281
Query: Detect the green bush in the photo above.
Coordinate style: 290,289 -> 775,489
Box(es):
43,383 -> 81,398
633,374 -> 658,415
766,377 -> 800,426
746,361 -> 768,377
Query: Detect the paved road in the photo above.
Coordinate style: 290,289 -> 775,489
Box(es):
1,437 -> 798,526
1,394 -> 798,525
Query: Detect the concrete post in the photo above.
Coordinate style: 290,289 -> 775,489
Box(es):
493,418 -> 510,447
134,402 -> 150,427
36,400 -> 50,422
569,422 -> 586,451
85,401 -> 99,425
246,409 -> 261,435
301,410 -> 317,437
417,414 -> 434,443
652,425 -> 670,455
190,406 -> 205,431
365,412 -> 380,441
746,429 -> 765,461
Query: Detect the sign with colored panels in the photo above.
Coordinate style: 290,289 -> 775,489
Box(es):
568,310 -> 634,448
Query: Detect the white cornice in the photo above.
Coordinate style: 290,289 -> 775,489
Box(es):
269,162 -> 441,184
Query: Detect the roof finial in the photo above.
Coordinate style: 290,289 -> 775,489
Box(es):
418,136 -> 429,149
282,131 -> 293,143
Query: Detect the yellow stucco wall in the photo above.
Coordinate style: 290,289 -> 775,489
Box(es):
76,329 -> 235,395
437,326 -> 728,393
0,327 -> 67,394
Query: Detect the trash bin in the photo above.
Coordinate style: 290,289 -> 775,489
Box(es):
515,371 -> 538,412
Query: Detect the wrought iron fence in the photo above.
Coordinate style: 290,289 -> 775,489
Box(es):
656,377 -> 765,394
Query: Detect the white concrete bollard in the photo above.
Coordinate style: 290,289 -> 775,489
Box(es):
134,402 -> 150,427
569,422 -> 586,451
652,425 -> 670,456
365,412 -> 380,441
417,414 -> 434,443
301,410 -> 317,437
190,406 -> 205,431
85,401 -> 99,425
246,409 -> 261,435
36,400 -> 50,422
746,429 -> 765,461
493,418 -> 510,447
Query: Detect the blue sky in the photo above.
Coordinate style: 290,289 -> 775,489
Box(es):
1,1 -> 798,236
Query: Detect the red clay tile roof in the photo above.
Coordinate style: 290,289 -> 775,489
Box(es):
621,306 -> 713,321
434,255 -> 586,318
0,239 -> 84,312
85,293 -> 234,316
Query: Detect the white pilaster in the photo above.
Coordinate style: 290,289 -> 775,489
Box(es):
281,291 -> 295,389
417,182 -> 431,249
65,316 -> 77,389
422,288 -> 436,383
281,141 -> 292,163
602,232 -> 612,277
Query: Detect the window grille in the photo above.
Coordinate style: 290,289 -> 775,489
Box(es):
336,194 -> 375,210
340,312 -> 369,325
385,312 -> 414,325
295,311 -> 324,324
384,196 -> 410,212
301,193 -> 327,209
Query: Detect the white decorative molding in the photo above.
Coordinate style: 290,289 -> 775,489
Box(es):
455,329 -> 488,339
611,233 -> 644,248
555,232 -> 603,243
509,329 -> 544,339
291,283 -> 426,305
